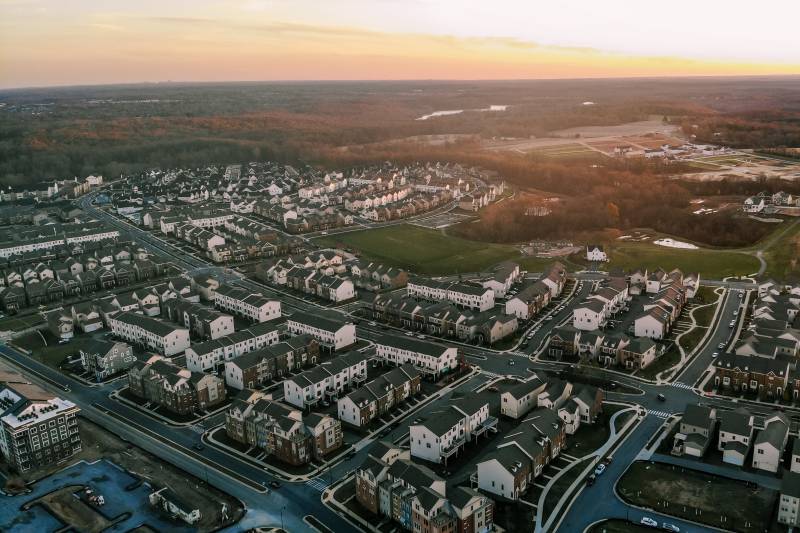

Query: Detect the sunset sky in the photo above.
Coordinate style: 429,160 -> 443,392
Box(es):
2,0 -> 799,88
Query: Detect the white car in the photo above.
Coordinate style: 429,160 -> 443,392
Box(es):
368,321 -> 377,326
662,523 -> 680,532
640,517 -> 658,527
594,463 -> 606,476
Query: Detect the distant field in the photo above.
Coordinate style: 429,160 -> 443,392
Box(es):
607,242 -> 759,278
314,224 -> 525,275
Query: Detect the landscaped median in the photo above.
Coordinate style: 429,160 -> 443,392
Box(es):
537,402 -> 642,532
616,461 -> 776,533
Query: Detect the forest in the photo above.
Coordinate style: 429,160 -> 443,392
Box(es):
2,76 -> 800,187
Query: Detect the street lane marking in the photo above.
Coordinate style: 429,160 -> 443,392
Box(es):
306,478 -> 330,492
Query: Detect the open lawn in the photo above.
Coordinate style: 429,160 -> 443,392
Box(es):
762,219 -> 800,281
314,224 -> 524,275
606,242 -> 759,279
618,461 -> 777,533
12,332 -> 90,369
0,314 -> 45,333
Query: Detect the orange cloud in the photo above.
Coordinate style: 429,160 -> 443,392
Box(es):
2,15 -> 799,88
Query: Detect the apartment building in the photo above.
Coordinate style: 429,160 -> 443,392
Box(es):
0,382 -> 81,473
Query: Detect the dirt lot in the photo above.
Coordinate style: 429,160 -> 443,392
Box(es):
4,417 -> 243,532
618,461 -> 777,532
30,485 -> 111,533
548,120 -> 680,139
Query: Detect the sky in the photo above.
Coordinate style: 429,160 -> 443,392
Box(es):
1,0 -> 799,88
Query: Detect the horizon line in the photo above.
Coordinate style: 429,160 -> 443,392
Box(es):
3,73 -> 800,92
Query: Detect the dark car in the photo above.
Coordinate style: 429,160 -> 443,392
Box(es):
193,443 -> 205,451
586,474 -> 596,486
657,393 -> 666,402
269,480 -> 281,489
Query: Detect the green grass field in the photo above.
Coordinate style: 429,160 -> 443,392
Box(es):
762,220 -> 800,280
314,224 -> 525,275
606,243 -> 759,279
0,314 -> 44,333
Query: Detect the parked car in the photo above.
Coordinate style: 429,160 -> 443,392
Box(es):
586,474 -> 596,486
718,342 -> 726,349
594,463 -> 606,476
640,517 -> 658,527
661,523 -> 680,532
405,331 -> 414,336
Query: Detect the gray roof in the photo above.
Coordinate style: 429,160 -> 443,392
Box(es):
682,404 -> 715,429
782,471 -> 800,499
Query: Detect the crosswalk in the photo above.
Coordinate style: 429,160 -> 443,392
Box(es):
671,382 -> 694,390
305,477 -> 330,492
648,409 -> 671,419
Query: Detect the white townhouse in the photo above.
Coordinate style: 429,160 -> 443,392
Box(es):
374,335 -> 459,378
633,307 -> 670,340
407,278 -> 495,312
447,283 -> 495,312
752,413 -> 789,473
572,300 -> 608,331
214,284 -> 281,323
500,378 -> 546,419
718,409 -> 754,466
320,277 -> 356,303
481,262 -> 521,298
282,352 -> 368,408
410,397 -> 494,464
779,472 -> 800,527
410,407 -> 467,464
286,311 -> 356,351
407,278 -> 449,301
184,322 -> 280,372
108,312 -> 190,357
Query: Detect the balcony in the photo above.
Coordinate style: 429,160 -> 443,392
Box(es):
441,435 -> 466,460
473,416 -> 499,438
